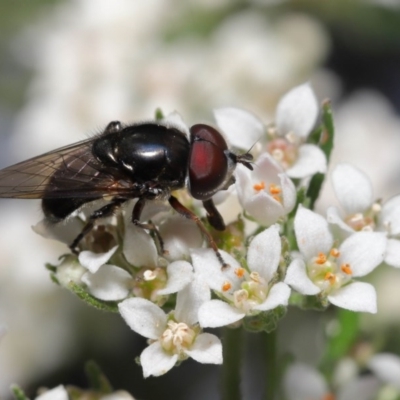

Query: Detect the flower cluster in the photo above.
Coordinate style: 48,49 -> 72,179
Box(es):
39,83 -> 394,378
283,352 -> 400,400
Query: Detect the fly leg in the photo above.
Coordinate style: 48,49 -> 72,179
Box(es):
169,195 -> 229,269
70,197 -> 127,253
131,197 -> 166,255
202,198 -> 225,231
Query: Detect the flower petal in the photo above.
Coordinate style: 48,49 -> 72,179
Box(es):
253,152 -> 284,183
36,385 -> 69,400
253,282 -> 291,311
78,245 -> 118,273
327,206 -> 354,235
56,256 -> 86,287
175,275 -> 210,326
198,300 -> 245,328
380,194 -> 400,236
162,110 -> 190,139
247,225 -> 281,281
332,163 -> 373,214
118,298 -> 166,339
368,353 -> 400,390
101,391 -> 136,400
285,258 -> 321,295
240,190 -> 286,226
276,83 -> 318,138
190,248 -> 240,292
156,260 -> 193,296
328,281 -> 377,313
295,206 -> 333,260
213,107 -> 264,150
82,264 -> 132,301
185,333 -> 223,364
339,232 -> 386,277
32,218 -> 83,245
280,172 -> 297,213
159,216 -> 203,261
384,238 -> 400,268
123,225 -> 157,267
286,144 -> 327,178
140,341 -> 178,378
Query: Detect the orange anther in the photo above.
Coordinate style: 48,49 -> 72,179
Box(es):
316,253 -> 327,264
235,268 -> 245,278
324,272 -> 336,284
341,264 -> 353,275
253,181 -> 265,191
269,183 -> 281,195
323,393 -> 335,400
222,281 -> 232,292
330,248 -> 340,258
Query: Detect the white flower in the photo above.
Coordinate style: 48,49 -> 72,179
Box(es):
285,206 -> 386,313
100,391 -> 137,400
158,215 -> 203,262
35,385 -> 69,400
196,225 -> 291,328
122,224 -> 194,302
328,163 -> 400,268
368,353 -> 400,391
118,278 -> 220,377
283,362 -> 380,400
268,83 -> 327,178
213,107 -> 264,151
35,386 -> 137,400
327,163 -> 378,236
213,84 -> 326,180
235,153 -> 296,226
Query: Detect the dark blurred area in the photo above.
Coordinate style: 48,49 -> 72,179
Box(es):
1,1 -> 400,399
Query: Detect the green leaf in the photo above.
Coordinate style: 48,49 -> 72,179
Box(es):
11,385 -> 29,400
84,360 -> 113,394
319,308 -> 360,379
306,100 -> 335,209
320,100 -> 335,161
68,282 -> 119,313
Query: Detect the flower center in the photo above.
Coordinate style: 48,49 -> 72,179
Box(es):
266,137 -> 298,170
221,269 -> 269,313
253,181 -> 283,203
344,202 -> 381,232
133,267 -> 168,303
308,248 -> 353,294
345,213 -> 374,231
160,320 -> 196,354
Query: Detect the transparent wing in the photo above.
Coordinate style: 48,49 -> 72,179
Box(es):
0,138 -> 137,199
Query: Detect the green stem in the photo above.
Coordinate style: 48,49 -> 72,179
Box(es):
221,326 -> 243,400
262,329 -> 277,400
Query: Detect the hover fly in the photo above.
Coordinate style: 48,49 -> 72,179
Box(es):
0,120 -> 253,266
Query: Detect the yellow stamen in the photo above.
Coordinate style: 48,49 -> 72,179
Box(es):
330,248 -> 340,258
316,253 -> 327,265
235,268 -> 245,278
341,263 -> 353,275
269,183 -> 281,195
253,181 -> 265,191
222,281 -> 232,292
324,272 -> 336,285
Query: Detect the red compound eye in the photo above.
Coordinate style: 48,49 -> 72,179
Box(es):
188,124 -> 228,200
